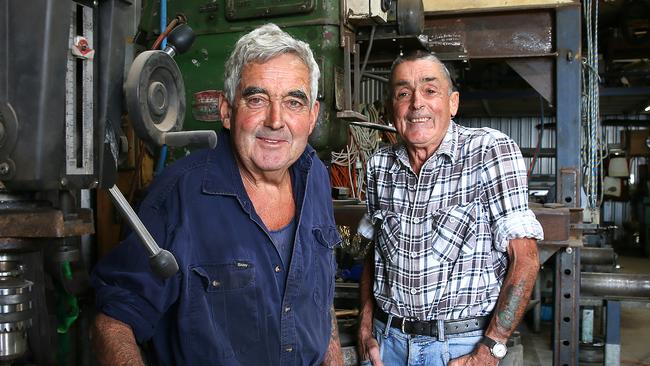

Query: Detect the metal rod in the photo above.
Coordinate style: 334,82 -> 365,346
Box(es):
343,40 -> 352,110
580,247 -> 616,265
362,72 -> 389,83
353,43 -> 360,109
107,185 -> 161,257
581,272 -> 650,298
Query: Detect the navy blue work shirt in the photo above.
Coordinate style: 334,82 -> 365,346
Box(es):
91,130 -> 341,365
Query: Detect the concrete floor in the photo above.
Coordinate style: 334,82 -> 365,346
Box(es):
521,255 -> 650,366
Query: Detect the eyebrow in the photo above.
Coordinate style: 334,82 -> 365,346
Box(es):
393,76 -> 439,87
287,90 -> 309,103
241,86 -> 267,98
241,87 -> 309,104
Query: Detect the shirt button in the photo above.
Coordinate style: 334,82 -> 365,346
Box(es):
449,217 -> 457,223
284,306 -> 291,313
410,252 -> 417,258
410,288 -> 417,295
212,280 -> 220,287
413,217 -> 420,224
285,347 -> 293,352
275,265 -> 281,273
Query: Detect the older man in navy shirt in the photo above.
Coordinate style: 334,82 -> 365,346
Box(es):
91,23 -> 343,366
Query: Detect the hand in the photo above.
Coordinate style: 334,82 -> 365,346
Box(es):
357,325 -> 383,366
448,344 -> 498,366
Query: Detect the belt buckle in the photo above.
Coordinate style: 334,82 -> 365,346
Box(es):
401,317 -> 407,334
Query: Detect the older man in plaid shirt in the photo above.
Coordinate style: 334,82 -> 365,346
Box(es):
357,51 -> 544,366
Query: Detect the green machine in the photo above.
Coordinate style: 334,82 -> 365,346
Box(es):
135,0 -> 424,159
137,0 -> 348,157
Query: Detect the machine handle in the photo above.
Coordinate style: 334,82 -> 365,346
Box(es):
164,24 -> 195,56
162,130 -> 217,149
107,185 -> 179,278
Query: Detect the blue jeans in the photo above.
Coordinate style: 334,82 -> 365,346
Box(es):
360,318 -> 484,366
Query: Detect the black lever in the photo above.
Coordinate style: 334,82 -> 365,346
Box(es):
163,24 -> 196,57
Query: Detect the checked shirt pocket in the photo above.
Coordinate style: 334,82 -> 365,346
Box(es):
373,210 -> 401,262
430,202 -> 478,263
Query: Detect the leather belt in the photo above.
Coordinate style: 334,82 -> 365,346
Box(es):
374,308 -> 489,337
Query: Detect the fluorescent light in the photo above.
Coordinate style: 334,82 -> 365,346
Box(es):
645,105 -> 650,112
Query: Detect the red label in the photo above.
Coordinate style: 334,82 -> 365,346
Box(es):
192,90 -> 222,122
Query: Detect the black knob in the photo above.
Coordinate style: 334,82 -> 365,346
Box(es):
167,24 -> 195,55
149,249 -> 179,278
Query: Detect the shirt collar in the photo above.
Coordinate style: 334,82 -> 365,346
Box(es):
390,119 -> 458,173
201,129 -> 314,196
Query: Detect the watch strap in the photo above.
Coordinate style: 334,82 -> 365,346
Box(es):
480,335 -> 497,348
480,336 -> 507,359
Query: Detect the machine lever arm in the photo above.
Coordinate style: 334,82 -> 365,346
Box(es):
107,185 -> 179,278
162,130 -> 217,149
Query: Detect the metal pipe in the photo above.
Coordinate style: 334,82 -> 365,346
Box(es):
107,185 -> 178,278
581,272 -> 650,298
580,247 -> 616,265
362,72 -> 389,83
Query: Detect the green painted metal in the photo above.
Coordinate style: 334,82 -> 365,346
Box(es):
137,0 -> 348,157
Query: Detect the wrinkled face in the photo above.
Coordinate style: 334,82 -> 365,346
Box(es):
390,59 -> 459,151
221,53 -> 319,176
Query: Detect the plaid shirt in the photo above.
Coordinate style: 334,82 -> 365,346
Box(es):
367,121 -> 543,321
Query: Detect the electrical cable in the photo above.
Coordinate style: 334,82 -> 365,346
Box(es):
330,103 -> 380,199
581,0 -> 604,217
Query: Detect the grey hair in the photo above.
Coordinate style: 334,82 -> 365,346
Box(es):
389,50 -> 455,96
224,23 -> 320,109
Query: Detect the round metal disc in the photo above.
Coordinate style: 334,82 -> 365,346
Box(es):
125,50 -> 185,146
397,0 -> 424,36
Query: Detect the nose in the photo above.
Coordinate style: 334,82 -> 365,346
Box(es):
264,100 -> 285,130
411,90 -> 424,110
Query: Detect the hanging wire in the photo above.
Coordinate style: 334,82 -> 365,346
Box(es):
581,0 -> 606,218
330,104 -> 380,199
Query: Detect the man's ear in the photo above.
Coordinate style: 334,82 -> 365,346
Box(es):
220,97 -> 232,129
449,91 -> 460,117
308,100 -> 320,135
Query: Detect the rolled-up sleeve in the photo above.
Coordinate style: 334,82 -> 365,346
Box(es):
492,209 -> 544,252
91,194 -> 182,343
480,132 -> 544,252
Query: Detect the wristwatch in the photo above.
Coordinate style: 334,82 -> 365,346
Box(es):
480,336 -> 508,359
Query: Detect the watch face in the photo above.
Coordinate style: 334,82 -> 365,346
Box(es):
492,343 -> 508,358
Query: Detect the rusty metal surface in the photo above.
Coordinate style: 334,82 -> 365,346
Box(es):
423,10 -> 553,59
0,208 -> 94,238
531,206 -> 571,242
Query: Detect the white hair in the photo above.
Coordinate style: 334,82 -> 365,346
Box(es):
223,23 -> 320,109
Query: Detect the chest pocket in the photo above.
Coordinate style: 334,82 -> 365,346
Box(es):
373,210 -> 400,262
311,226 -> 339,311
430,201 -> 478,263
188,261 -> 260,359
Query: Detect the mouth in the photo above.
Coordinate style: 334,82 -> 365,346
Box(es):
407,116 -> 431,124
256,136 -> 287,145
